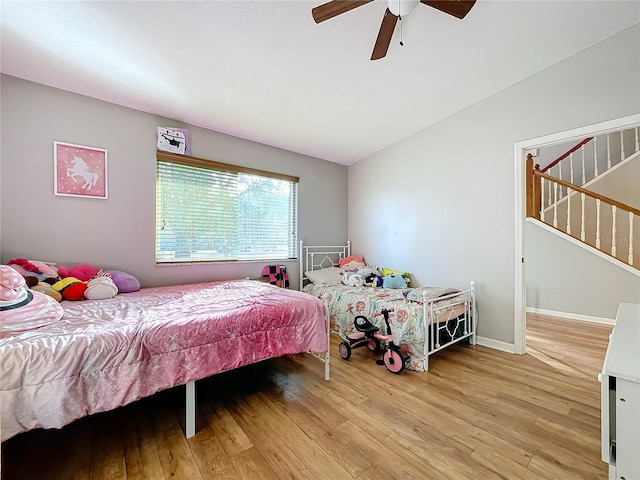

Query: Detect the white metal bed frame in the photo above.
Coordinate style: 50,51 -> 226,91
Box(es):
299,240 -> 477,371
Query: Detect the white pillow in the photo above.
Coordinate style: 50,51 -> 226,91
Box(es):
305,267 -> 344,286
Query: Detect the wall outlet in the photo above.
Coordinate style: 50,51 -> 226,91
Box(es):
525,148 -> 539,157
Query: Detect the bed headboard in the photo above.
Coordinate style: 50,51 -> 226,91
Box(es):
299,240 -> 351,290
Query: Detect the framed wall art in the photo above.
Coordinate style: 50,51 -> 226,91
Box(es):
54,141 -> 108,199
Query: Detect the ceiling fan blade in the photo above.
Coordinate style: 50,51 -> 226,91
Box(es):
371,8 -> 398,60
312,0 -> 373,24
420,0 -> 476,19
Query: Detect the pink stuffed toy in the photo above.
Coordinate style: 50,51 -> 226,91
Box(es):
7,258 -> 58,281
57,264 -> 99,282
338,255 -> 366,272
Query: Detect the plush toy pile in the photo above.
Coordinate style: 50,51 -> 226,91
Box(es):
337,255 -> 410,289
0,265 -> 64,337
4,258 -> 141,302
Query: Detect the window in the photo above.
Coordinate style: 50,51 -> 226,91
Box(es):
156,152 -> 298,264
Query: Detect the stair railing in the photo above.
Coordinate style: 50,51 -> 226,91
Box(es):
527,154 -> 639,267
540,138 -> 593,201
538,127 -> 640,205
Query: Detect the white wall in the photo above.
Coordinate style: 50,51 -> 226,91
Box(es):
526,220 -> 640,319
348,25 -> 640,345
0,75 -> 348,288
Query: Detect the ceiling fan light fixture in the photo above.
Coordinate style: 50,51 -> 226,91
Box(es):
388,0 -> 419,17
311,0 -> 476,60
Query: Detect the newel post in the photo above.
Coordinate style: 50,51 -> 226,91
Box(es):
533,164 -> 541,220
525,154 -> 541,219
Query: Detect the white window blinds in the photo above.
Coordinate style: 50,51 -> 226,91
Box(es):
156,152 -> 298,263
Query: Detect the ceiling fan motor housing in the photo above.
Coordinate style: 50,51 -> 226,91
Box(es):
388,0 -> 419,17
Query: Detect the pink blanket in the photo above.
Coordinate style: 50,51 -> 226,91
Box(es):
0,280 -> 328,441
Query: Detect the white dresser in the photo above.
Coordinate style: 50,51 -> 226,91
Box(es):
600,303 -> 640,480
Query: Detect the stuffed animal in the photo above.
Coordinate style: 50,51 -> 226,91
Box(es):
52,277 -> 87,301
339,255 -> 366,272
106,270 -> 141,293
342,271 -> 365,287
31,281 -> 63,302
355,266 -> 380,286
84,271 -> 118,300
382,274 -> 407,289
7,262 -> 62,301
7,258 -> 59,282
57,264 -> 99,282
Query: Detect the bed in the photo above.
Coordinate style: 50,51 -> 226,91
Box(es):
0,279 -> 329,442
299,241 -> 476,372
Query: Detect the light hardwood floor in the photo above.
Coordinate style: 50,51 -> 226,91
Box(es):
1,314 -> 613,479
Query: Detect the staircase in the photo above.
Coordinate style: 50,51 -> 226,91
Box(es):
526,126 -> 640,270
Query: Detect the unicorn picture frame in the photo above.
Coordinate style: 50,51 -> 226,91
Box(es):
54,142 -> 108,199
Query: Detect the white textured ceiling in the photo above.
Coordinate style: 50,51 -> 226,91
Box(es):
1,1 -> 638,165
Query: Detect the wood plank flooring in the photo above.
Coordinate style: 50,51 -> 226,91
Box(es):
1,314 -> 613,479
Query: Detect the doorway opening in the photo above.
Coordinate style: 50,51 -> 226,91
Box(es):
513,113 -> 640,354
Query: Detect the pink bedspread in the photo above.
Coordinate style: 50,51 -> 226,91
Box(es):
0,280 -> 328,441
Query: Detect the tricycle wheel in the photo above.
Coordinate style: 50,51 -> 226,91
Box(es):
367,338 -> 381,352
383,347 -> 405,374
338,341 -> 351,361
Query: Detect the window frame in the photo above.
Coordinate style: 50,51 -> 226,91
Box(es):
156,151 -> 299,265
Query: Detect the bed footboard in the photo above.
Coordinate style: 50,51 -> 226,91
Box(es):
422,281 -> 476,371
306,299 -> 331,381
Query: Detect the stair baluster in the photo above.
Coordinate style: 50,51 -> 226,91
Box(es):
629,212 -> 634,265
558,160 -> 563,198
612,205 -> 617,258
596,199 -> 601,249
581,144 -> 586,186
581,193 -> 586,242
594,137 -> 598,178
607,134 -> 612,170
553,182 -> 558,228
570,152 -> 575,187
567,187 -> 572,235
540,177 -> 546,222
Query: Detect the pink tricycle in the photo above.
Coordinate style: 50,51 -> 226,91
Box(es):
338,308 -> 407,374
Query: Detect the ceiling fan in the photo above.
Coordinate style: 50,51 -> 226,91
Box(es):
312,0 -> 476,60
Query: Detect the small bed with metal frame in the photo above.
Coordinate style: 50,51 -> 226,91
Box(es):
299,241 -> 477,372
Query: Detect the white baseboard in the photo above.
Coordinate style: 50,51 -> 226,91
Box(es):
526,307 -> 616,325
475,336 -> 516,354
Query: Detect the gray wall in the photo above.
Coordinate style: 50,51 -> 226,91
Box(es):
526,220 -> 640,319
348,25 -> 640,345
0,75 -> 348,288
